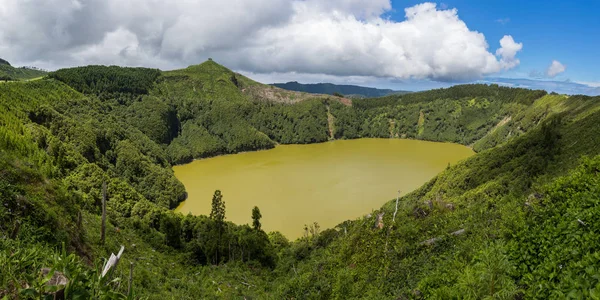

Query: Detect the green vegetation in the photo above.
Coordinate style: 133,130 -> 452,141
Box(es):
331,84 -> 550,147
48,66 -> 161,102
2,60 -> 600,299
0,58 -> 47,81
272,81 -> 410,98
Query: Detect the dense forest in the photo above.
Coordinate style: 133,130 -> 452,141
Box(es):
2,60 -> 600,298
271,81 -> 410,98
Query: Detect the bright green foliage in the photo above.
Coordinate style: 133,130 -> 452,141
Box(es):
3,60 -> 600,299
0,60 -> 46,81
153,61 -> 279,164
512,156 -> 600,299
332,84 -> 549,147
1,240 -> 131,299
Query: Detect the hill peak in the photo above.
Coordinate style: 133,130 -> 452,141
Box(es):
180,59 -> 235,76
0,58 -> 10,66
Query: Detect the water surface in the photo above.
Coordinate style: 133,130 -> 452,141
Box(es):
175,138 -> 473,239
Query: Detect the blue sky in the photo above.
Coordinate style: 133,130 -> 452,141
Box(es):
383,1 -> 600,92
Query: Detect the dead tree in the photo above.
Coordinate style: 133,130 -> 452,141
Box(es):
101,246 -> 125,280
393,190 -> 401,222
101,181 -> 107,244
420,228 -> 466,246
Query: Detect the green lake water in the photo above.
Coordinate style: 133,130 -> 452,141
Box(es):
175,138 -> 474,239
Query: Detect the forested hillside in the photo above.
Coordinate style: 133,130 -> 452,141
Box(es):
0,58 -> 47,81
2,60 -> 600,299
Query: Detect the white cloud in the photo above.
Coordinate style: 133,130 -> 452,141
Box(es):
483,77 -> 600,96
496,36 -> 522,69
302,0 -> 392,19
546,60 -> 566,78
0,1 -> 523,82
576,81 -> 600,88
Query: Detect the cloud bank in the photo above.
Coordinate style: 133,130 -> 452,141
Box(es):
482,77 -> 600,96
0,1 -> 522,81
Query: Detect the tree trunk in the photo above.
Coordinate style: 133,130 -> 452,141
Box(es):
101,182 -> 107,244
393,190 -> 400,222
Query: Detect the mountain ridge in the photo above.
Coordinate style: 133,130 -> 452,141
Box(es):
1,60 -> 600,298
272,81 -> 410,98
0,57 -> 47,81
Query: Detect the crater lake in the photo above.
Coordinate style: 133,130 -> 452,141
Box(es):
175,138 -> 474,239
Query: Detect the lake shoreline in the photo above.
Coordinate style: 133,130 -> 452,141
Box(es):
173,138 -> 474,239
171,136 -> 476,167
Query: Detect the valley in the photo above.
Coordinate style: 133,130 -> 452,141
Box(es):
1,60 -> 600,299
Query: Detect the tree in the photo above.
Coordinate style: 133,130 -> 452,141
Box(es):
252,206 -> 262,231
160,211 -> 182,248
209,190 -> 226,263
210,190 -> 225,224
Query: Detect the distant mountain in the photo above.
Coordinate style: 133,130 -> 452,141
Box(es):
0,58 -> 47,81
271,81 -> 410,98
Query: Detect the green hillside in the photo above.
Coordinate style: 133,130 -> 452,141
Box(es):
272,81 -> 410,98
0,58 -> 47,81
1,60 -> 600,299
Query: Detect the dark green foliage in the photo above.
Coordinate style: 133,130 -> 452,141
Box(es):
249,100 -> 329,144
210,190 -> 226,224
0,75 -> 15,81
124,96 -> 180,144
272,81 -> 409,98
3,61 -> 600,299
352,96 -> 404,110
329,101 -> 360,139
167,120 -> 226,163
49,65 -> 161,100
332,84 -> 550,147
389,83 -> 547,106
155,61 -> 278,164
264,92 -> 600,299
252,206 -> 262,231
160,211 -> 182,248
0,57 -> 10,66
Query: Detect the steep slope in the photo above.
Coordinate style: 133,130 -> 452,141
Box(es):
272,94 -> 600,298
272,81 -> 410,98
0,69 -> 277,298
330,84 -> 549,148
2,60 -> 600,298
0,58 -> 47,81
